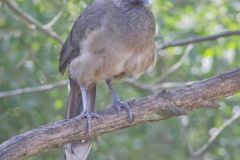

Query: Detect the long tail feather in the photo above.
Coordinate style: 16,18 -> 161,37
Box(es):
65,79 -> 96,160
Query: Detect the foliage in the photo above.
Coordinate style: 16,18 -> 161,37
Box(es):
0,0 -> 240,159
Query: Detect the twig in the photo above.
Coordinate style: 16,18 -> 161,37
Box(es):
0,80 -> 68,98
0,67 -> 240,160
125,79 -> 197,93
157,44 -> 194,83
159,30 -> 240,50
0,80 -> 194,98
153,81 -> 196,90
179,116 -> 194,156
192,108 -> 240,157
124,79 -> 154,92
2,0 -> 63,44
43,0 -> 67,29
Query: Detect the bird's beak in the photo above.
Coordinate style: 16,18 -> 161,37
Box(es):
142,0 -> 149,4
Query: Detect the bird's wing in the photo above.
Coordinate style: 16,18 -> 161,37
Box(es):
59,1 -> 108,75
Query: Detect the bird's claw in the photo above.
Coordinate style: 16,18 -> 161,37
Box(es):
113,101 -> 133,123
79,111 -> 103,138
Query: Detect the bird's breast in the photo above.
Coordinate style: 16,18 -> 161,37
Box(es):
69,5 -> 156,85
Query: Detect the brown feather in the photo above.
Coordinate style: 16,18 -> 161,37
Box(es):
65,79 -> 96,160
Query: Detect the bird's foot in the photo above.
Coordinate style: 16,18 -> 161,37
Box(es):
79,111 -> 102,138
112,100 -> 133,123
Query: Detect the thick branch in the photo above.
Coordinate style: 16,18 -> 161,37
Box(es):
1,68 -> 240,160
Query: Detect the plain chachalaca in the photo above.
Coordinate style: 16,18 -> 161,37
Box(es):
59,0 -> 156,159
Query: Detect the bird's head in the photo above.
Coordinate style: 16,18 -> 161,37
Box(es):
128,0 -> 149,5
117,0 -> 149,8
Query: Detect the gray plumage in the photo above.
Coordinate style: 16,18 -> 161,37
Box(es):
59,0 -> 155,159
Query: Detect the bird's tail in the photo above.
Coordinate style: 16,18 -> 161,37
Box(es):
65,79 -> 96,160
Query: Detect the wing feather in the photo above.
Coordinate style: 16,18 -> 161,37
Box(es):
59,1 -> 108,74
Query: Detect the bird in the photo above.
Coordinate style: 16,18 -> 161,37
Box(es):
59,0 -> 156,159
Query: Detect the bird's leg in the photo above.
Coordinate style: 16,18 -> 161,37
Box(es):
79,85 -> 102,138
106,80 -> 133,123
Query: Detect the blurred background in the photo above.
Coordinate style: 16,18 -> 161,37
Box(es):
0,0 -> 240,159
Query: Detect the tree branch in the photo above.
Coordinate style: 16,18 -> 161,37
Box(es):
43,1 -> 67,29
0,79 -> 192,99
1,67 -> 240,160
157,44 -> 194,83
124,79 -> 196,93
0,80 -> 195,98
2,0 -> 63,44
159,30 -> 240,50
192,108 -> 240,157
0,80 -> 68,98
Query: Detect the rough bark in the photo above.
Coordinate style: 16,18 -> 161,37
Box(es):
0,68 -> 240,160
